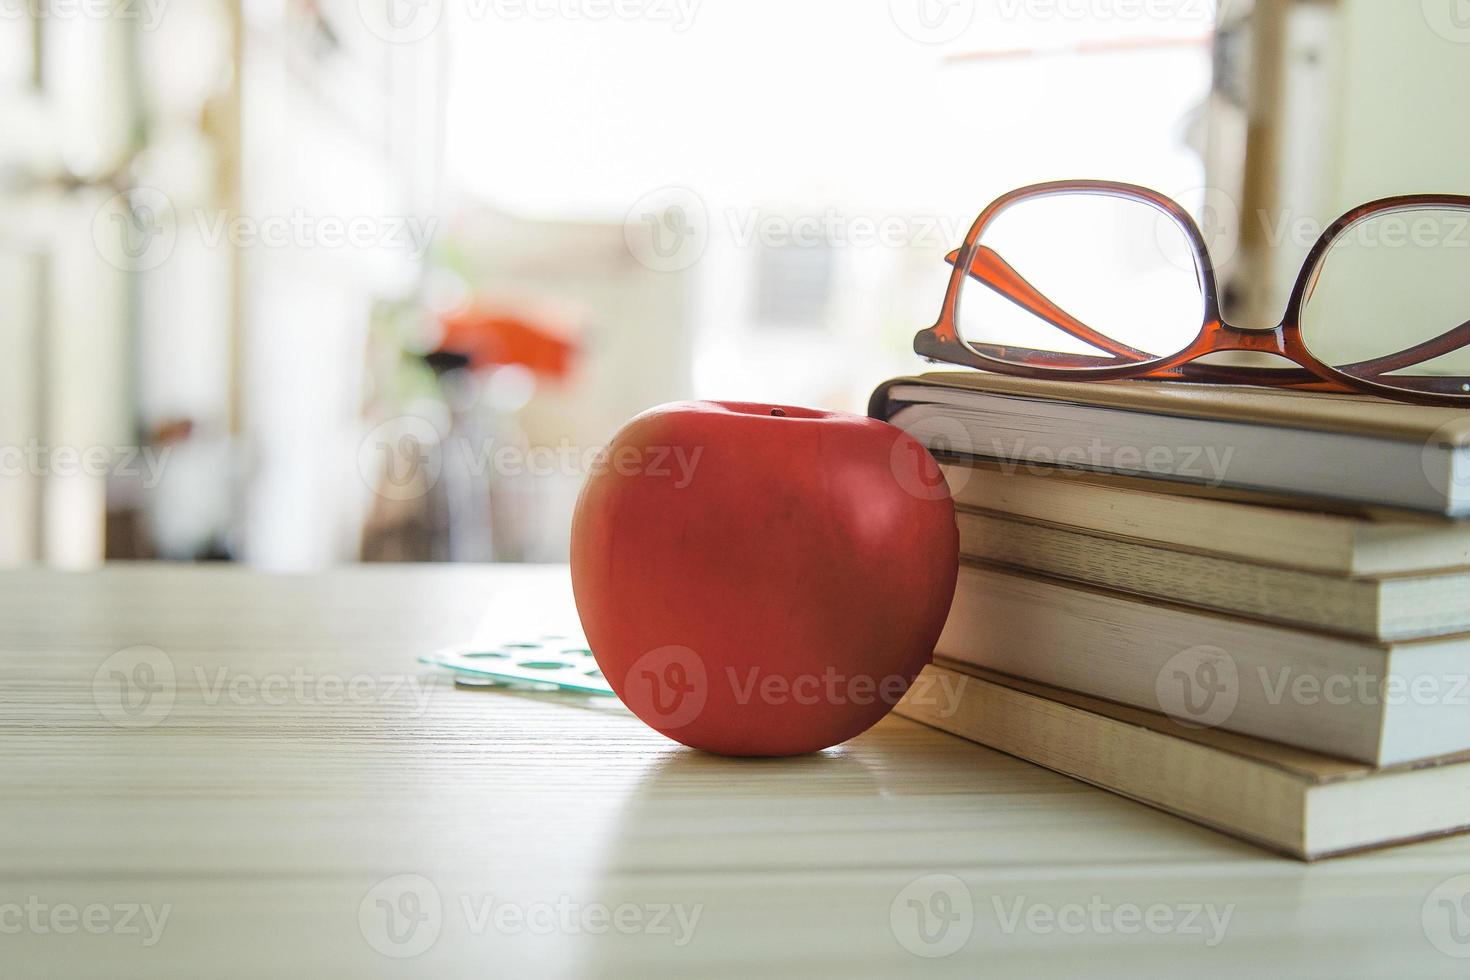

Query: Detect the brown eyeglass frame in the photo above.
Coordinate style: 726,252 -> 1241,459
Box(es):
915,179 -> 1470,406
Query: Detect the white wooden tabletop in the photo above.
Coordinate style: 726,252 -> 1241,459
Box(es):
4,563 -> 1470,978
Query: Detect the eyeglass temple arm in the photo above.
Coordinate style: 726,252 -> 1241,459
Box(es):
945,247 -> 1150,362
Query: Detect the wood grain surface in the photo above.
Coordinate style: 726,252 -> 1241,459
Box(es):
4,563 -> 1470,978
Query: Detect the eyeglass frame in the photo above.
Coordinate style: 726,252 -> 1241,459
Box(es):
915,179 -> 1470,406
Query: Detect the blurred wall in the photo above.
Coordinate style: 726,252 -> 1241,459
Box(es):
237,2 -> 444,571
1334,0 -> 1470,205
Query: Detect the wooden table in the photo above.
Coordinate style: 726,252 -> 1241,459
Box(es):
5,564 -> 1470,977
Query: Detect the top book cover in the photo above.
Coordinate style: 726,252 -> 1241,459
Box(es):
872,373 -> 1470,516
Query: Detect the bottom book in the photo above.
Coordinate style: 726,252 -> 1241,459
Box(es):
895,660 -> 1470,861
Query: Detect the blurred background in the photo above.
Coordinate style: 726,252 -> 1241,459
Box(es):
1,0 -> 1466,570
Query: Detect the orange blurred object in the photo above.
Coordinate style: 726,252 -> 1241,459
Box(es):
437,308 -> 578,379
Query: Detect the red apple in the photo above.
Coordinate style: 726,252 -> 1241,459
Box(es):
570,401 -> 958,756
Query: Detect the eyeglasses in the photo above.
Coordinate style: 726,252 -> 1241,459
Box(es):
916,180 -> 1470,406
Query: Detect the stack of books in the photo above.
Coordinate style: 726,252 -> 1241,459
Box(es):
872,371 -> 1470,860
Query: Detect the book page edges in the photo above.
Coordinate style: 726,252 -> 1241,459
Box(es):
873,373 -> 1470,446
899,663 -> 1470,859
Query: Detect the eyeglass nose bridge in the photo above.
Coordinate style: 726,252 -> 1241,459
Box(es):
1179,320 -> 1294,362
